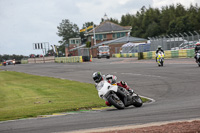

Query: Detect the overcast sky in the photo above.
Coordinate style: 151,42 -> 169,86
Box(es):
0,0 -> 200,56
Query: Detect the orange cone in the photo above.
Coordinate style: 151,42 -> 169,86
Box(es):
90,55 -> 92,62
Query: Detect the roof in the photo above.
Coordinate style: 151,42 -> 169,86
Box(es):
69,44 -> 86,51
87,21 -> 131,35
122,42 -> 150,48
91,36 -> 147,48
122,42 -> 137,47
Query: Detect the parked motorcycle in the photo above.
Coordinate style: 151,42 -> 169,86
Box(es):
196,52 -> 200,67
157,51 -> 164,67
96,80 -> 143,109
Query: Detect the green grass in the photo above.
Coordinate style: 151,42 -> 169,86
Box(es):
0,71 -> 148,121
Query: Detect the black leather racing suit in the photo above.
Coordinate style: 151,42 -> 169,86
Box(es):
194,45 -> 200,62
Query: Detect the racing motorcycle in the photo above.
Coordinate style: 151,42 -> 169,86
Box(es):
157,51 -> 164,67
196,51 -> 200,67
96,80 -> 143,109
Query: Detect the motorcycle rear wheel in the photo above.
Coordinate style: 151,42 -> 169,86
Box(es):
108,94 -> 125,109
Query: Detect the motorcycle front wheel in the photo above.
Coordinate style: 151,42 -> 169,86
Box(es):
161,60 -> 163,66
108,94 -> 125,109
132,95 -> 143,107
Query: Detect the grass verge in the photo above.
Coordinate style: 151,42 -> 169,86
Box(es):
0,71 -> 148,121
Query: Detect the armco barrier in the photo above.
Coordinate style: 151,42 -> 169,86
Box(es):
55,56 -> 83,63
113,49 -> 195,59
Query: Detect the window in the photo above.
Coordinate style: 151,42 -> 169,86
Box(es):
113,32 -> 126,39
99,34 -> 102,40
121,32 -> 125,37
96,34 -> 103,40
117,33 -> 120,38
71,40 -> 75,44
112,33 -> 116,39
76,40 -> 79,44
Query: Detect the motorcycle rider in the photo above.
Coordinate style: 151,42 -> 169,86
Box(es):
92,72 -> 134,106
156,45 -> 164,62
194,42 -> 200,63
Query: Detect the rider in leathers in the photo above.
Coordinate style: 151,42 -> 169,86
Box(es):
156,45 -> 164,62
92,72 -> 134,106
194,43 -> 200,62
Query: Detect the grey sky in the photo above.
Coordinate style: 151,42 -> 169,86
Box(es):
0,0 -> 199,56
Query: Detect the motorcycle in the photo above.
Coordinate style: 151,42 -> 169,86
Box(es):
196,51 -> 200,67
157,51 -> 164,67
96,80 -> 143,109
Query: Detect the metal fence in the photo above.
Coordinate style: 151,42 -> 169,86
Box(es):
148,31 -> 200,51
78,48 -> 90,61
120,31 -> 200,54
78,48 -> 90,56
121,43 -> 151,53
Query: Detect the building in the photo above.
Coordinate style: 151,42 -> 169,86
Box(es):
91,36 -> 147,57
85,21 -> 132,47
67,20 -> 147,57
65,38 -> 81,56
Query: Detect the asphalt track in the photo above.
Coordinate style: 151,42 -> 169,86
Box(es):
0,58 -> 200,133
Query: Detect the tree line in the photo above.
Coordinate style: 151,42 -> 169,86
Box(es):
0,54 -> 26,62
119,3 -> 200,38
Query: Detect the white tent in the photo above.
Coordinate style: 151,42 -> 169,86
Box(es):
122,42 -> 145,53
122,42 -> 151,53
122,42 -> 136,48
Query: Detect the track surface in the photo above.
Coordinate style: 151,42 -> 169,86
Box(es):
0,58 -> 200,133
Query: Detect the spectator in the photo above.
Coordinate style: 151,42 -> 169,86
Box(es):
3,60 -> 6,66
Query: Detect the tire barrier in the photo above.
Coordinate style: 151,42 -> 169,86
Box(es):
55,56 -> 83,63
21,60 -> 28,64
28,56 -> 55,63
142,49 -> 195,59
112,53 -> 138,58
112,49 -> 195,59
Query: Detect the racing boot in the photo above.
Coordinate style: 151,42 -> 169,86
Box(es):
105,101 -> 111,106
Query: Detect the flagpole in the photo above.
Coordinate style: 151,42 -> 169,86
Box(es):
93,23 -> 96,45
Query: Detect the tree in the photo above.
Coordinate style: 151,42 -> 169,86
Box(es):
86,41 -> 91,48
118,3 -> 200,38
145,21 -> 161,38
0,54 -> 25,62
109,18 -> 119,24
167,16 -> 194,34
82,22 -> 94,29
57,19 -> 80,53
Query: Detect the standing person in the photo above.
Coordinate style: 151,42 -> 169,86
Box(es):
13,59 -> 16,65
3,60 -> 6,66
